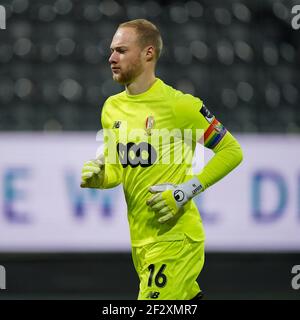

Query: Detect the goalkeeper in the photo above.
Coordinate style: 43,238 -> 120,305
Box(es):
81,19 -> 243,300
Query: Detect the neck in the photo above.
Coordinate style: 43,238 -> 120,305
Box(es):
125,72 -> 157,95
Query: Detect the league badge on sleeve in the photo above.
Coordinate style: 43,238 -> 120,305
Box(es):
200,103 -> 215,123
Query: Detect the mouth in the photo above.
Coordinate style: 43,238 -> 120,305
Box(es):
111,67 -> 120,72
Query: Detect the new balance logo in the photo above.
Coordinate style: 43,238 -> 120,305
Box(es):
146,291 -> 160,299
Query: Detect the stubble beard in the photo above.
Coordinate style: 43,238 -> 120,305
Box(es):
112,56 -> 144,85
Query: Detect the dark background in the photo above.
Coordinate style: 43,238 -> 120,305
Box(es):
0,252 -> 300,299
0,0 -> 300,300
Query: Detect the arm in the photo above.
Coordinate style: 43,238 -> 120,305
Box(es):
196,127 -> 243,191
101,104 -> 124,189
80,101 -> 123,189
147,95 -> 243,222
100,147 -> 123,189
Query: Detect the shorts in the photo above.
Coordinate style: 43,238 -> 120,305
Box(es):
131,235 -> 205,300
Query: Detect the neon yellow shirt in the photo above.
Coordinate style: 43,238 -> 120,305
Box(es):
101,78 -> 243,247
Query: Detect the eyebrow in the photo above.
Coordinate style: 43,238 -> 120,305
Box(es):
110,45 -> 129,51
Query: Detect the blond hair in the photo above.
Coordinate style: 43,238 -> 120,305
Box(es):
118,19 -> 163,63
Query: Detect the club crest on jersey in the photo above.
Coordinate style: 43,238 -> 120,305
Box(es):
145,116 -> 155,135
113,121 -> 121,129
200,104 -> 214,123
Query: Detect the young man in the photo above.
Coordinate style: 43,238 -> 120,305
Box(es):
81,19 -> 243,300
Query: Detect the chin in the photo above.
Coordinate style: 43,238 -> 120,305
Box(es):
112,74 -> 121,82
113,75 -> 129,85
113,77 -> 124,85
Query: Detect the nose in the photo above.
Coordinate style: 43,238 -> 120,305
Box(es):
109,51 -> 118,65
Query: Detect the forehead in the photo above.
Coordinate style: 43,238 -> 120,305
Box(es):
110,27 -> 138,48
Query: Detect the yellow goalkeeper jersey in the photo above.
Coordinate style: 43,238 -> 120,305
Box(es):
101,77 -> 241,247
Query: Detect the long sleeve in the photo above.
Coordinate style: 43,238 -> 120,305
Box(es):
196,131 -> 243,191
101,149 -> 123,189
172,92 -> 243,191
100,101 -> 123,189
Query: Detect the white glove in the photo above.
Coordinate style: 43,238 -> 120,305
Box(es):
147,176 -> 203,223
80,155 -> 105,188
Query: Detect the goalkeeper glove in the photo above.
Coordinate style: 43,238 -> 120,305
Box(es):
80,155 -> 105,188
146,176 -> 203,223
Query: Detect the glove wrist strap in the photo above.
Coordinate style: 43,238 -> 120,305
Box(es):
179,176 -> 203,200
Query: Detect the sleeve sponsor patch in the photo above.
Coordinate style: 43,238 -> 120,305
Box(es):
200,103 -> 215,123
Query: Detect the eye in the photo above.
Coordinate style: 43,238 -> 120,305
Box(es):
110,48 -> 126,54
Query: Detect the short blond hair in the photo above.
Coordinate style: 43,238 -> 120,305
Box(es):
118,19 -> 163,63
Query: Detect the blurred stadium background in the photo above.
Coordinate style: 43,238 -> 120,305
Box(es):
0,0 -> 300,299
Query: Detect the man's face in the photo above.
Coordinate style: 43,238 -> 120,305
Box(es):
109,27 -> 145,85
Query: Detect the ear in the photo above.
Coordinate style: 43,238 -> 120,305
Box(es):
144,45 -> 155,62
